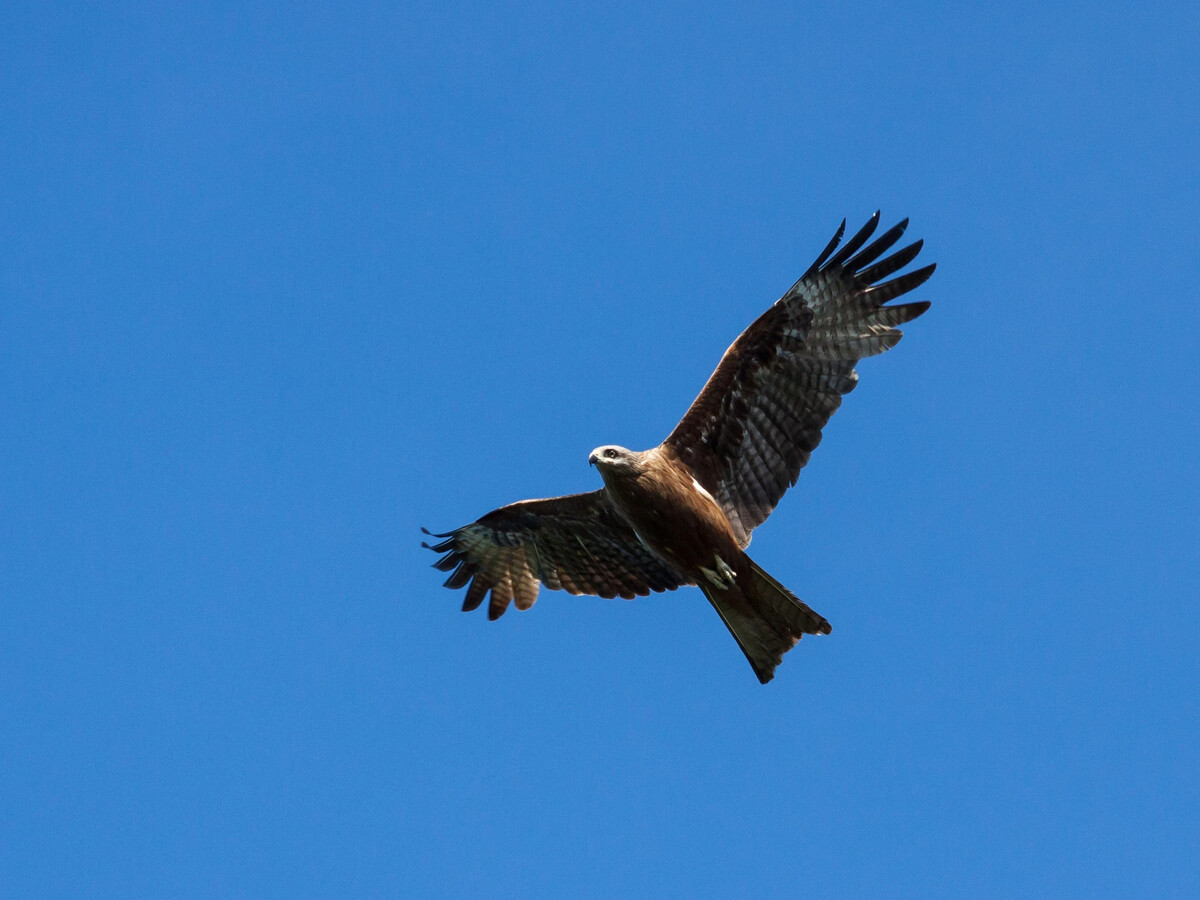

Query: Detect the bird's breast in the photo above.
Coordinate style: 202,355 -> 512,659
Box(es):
603,466 -> 740,578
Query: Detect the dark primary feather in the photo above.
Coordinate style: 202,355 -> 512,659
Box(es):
664,213 -> 934,546
423,491 -> 687,620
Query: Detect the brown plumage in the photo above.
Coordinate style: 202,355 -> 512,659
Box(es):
424,212 -> 934,682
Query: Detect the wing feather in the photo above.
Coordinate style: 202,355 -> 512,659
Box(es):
424,491 -> 687,619
824,210 -> 880,270
462,576 -> 489,612
844,218 -> 910,272
858,238 -> 922,284
663,213 -> 934,546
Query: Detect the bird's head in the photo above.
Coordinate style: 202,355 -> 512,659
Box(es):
589,445 -> 643,480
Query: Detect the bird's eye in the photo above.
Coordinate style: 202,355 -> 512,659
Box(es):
605,448 -> 619,459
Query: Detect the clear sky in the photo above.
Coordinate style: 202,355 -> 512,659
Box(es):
3,1 -> 1198,896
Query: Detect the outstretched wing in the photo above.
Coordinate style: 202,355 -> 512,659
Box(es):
423,490 -> 687,620
663,212 -> 934,546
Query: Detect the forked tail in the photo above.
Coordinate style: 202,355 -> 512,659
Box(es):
700,555 -> 831,683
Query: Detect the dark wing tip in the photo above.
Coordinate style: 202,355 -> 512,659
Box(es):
850,227 -> 915,279
423,536 -> 457,556
866,262 -> 937,306
825,212 -> 882,271
800,217 -> 848,281
462,576 -> 488,612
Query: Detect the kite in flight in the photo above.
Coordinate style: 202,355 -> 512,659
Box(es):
424,212 -> 934,682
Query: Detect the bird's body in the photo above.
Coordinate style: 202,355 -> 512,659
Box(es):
587,443 -> 831,682
590,445 -> 741,583
425,213 -> 934,682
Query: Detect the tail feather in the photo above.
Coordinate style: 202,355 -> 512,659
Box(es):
700,555 -> 830,683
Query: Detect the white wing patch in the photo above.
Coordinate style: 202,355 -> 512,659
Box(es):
691,476 -> 716,504
631,527 -> 652,551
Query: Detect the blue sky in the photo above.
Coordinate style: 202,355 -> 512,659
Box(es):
3,1 -> 1198,896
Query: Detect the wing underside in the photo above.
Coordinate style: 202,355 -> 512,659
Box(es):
424,491 -> 687,620
664,212 -> 934,545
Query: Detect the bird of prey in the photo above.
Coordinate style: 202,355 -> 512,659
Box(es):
424,212 -> 934,682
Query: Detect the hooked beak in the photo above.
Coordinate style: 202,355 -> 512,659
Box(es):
588,451 -> 599,467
